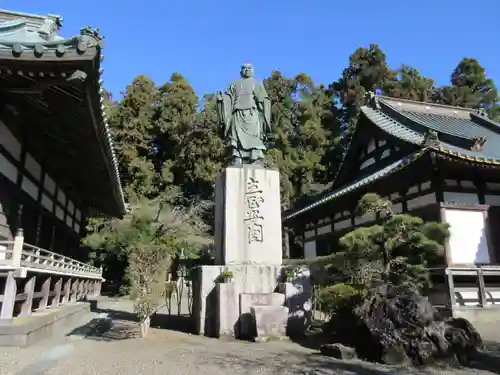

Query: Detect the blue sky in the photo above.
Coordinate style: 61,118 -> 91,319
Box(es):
3,0 -> 499,99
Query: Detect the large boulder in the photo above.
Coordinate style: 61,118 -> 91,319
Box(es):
326,283 -> 483,366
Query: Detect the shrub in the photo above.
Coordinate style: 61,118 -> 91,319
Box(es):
318,283 -> 364,317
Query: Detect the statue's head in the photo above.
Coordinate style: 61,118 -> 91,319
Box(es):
240,64 -> 254,78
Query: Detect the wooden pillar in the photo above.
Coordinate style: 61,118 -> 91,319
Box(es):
477,269 -> 487,307
90,280 -> 97,297
70,279 -> 79,302
445,268 -> 457,308
20,275 -> 36,316
82,280 -> 90,298
52,278 -> 62,307
78,279 -> 84,300
95,280 -> 102,297
61,278 -> 71,304
38,277 -> 51,310
0,272 -> 17,319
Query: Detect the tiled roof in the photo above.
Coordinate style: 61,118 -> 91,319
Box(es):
0,11 -> 126,215
283,150 -> 426,221
362,96 -> 500,165
284,95 -> 500,221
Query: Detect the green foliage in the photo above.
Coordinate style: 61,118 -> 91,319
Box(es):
283,267 -> 295,282
338,193 -> 449,290
92,45 -> 498,318
219,270 -> 233,282
432,58 -> 500,120
318,283 -> 364,317
83,195 -> 210,322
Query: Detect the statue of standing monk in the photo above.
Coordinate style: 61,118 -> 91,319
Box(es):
216,64 -> 271,166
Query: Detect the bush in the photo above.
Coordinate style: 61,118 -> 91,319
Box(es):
318,283 -> 364,316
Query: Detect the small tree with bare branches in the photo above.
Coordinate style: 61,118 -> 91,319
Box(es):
84,190 -> 211,336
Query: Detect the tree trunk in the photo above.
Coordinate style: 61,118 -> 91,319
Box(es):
140,316 -> 151,337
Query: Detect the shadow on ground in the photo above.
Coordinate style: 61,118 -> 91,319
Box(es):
465,341 -> 500,375
66,302 -> 195,342
288,321 -> 329,351
288,321 -> 500,375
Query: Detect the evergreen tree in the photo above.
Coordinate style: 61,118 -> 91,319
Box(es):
384,65 -> 436,102
108,75 -> 159,200
433,58 -> 500,120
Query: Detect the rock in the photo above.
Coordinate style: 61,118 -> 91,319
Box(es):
330,283 -> 485,366
382,344 -> 410,365
320,343 -> 357,360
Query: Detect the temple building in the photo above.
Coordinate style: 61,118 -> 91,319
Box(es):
283,93 -> 500,320
0,9 -> 125,257
0,9 -> 125,332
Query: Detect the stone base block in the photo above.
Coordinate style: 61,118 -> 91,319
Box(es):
250,305 -> 289,339
238,293 -> 285,338
240,292 -> 285,310
192,264 -> 282,337
216,282 -> 239,337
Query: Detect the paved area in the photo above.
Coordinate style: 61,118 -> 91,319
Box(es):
1,299 -> 500,375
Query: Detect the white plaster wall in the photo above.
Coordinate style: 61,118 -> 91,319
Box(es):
21,177 -> 38,200
443,191 -> 479,205
44,174 -> 56,195
304,240 -> 316,259
407,192 -> 437,210
360,157 -> 375,170
25,152 -> 41,181
0,120 -> 21,160
0,153 -> 17,183
443,207 -> 490,264
485,194 -> 500,206
0,119 -> 81,234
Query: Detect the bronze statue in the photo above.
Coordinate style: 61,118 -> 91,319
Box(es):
216,64 -> 271,166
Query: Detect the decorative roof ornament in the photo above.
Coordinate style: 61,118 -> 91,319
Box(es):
475,108 -> 488,117
470,136 -> 487,152
78,26 -> 104,51
421,129 -> 440,147
37,14 -> 63,39
365,91 -> 380,110
80,26 -> 103,40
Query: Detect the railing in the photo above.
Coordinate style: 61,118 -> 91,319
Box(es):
0,230 -> 103,320
0,231 -> 102,279
430,266 -> 500,309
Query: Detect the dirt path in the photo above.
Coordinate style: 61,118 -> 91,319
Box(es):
1,299 -> 499,375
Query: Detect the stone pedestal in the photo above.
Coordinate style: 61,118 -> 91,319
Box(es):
215,167 -> 282,265
191,167 -> 311,340
192,264 -> 282,337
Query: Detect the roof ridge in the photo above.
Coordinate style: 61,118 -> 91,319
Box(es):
0,9 -> 60,21
376,98 -> 484,147
376,95 -> 476,114
470,112 -> 500,135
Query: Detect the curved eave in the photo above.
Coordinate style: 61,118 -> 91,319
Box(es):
432,146 -> 500,166
361,106 -> 500,167
91,46 -> 126,216
0,26 -> 126,217
283,150 -> 428,222
0,45 -> 97,61
0,28 -> 105,60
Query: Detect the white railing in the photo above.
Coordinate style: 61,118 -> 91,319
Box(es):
0,233 -> 102,279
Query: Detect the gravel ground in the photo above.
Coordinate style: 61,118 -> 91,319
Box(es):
1,299 -> 500,375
